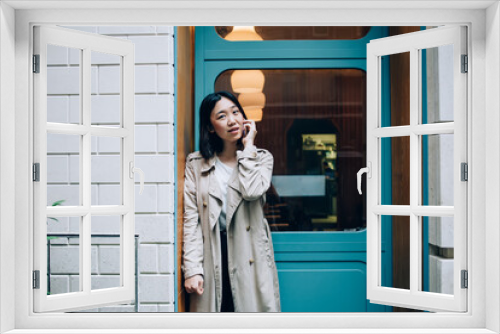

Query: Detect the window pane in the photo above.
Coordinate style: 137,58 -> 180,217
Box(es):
381,52 -> 410,127
421,44 -> 454,124
422,216 -> 454,295
91,52 -> 122,126
216,26 -> 371,41
215,69 -> 365,231
380,137 -> 410,206
421,134 -> 454,206
381,215 -> 410,290
47,216 -> 81,295
92,137 -> 122,205
47,133 -> 80,206
91,215 -> 122,290
47,45 -> 81,124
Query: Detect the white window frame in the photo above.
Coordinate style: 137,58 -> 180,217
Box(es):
1,2 -> 498,333
33,25 -> 136,312
365,26 -> 468,312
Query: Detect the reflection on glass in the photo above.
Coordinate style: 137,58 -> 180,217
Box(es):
381,215 -> 410,290
422,134 -> 454,206
422,45 -> 454,124
91,215 -> 122,290
215,69 -> 366,232
47,216 -> 81,295
47,133 -> 80,206
380,137 -> 410,206
381,52 -> 410,127
91,51 -> 122,126
215,26 -> 371,41
422,216 -> 454,295
91,136 -> 122,205
47,44 -> 81,124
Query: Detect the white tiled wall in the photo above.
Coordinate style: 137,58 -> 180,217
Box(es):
427,45 -> 455,294
46,26 -> 175,312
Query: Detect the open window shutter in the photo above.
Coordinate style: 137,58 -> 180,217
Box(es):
364,26 -> 467,312
33,25 -> 136,312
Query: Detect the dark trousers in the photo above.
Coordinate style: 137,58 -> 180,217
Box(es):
220,230 -> 234,312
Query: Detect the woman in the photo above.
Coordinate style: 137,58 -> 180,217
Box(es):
182,91 -> 281,312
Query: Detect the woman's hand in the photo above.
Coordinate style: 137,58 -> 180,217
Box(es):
242,119 -> 257,147
185,274 -> 204,295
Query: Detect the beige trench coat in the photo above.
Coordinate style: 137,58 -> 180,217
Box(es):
182,145 -> 281,312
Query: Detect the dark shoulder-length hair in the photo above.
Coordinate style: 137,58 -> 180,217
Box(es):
199,91 -> 247,160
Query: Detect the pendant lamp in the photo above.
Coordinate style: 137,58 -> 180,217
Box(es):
231,70 -> 265,94
239,92 -> 265,122
244,108 -> 263,122
225,26 -> 263,41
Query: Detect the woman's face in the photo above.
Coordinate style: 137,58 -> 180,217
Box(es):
209,97 -> 245,144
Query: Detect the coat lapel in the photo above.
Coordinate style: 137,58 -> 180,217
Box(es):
201,155 -> 243,231
200,156 -> 223,230
225,166 -> 243,230
208,172 -> 223,229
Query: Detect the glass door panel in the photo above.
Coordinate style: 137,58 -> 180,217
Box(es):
215,68 -> 366,232
91,52 -> 122,126
47,133 -> 81,206
421,44 -> 454,124
47,45 -> 81,124
47,216 -> 82,295
91,215 -> 122,290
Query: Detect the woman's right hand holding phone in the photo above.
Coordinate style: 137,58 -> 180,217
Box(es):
242,119 -> 257,148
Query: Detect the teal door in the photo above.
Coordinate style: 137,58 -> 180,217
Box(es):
193,27 -> 393,312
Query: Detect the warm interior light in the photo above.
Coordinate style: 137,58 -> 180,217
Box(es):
239,92 -> 265,122
238,92 -> 266,110
225,26 -> 263,41
231,70 -> 265,94
244,108 -> 263,122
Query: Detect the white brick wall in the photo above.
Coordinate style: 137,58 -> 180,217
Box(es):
47,25 -> 176,312
426,45 -> 455,294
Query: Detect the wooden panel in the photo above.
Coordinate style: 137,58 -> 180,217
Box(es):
176,26 -> 195,312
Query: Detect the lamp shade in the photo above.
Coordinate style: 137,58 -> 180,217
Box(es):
231,70 -> 265,94
238,92 -> 266,110
225,26 -> 263,41
244,108 -> 263,122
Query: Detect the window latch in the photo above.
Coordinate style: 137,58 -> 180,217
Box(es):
129,162 -> 145,195
357,162 -> 372,195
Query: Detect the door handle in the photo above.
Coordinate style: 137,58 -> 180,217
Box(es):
357,162 -> 371,195
129,162 -> 145,195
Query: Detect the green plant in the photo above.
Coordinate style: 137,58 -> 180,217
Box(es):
47,199 -> 65,223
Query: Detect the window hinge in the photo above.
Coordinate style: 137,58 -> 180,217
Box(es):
461,54 -> 468,73
33,270 -> 40,289
33,54 -> 40,73
33,163 -> 40,182
461,163 -> 468,181
461,270 -> 468,289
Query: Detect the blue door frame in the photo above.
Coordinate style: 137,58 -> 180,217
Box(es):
189,27 -> 429,312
